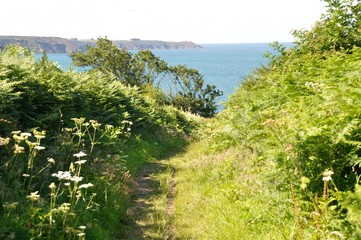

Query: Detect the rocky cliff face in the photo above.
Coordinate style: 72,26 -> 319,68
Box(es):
0,36 -> 201,53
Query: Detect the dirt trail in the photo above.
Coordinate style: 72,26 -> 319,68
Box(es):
121,161 -> 175,240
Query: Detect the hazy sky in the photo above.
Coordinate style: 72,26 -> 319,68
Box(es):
1,0 -> 327,43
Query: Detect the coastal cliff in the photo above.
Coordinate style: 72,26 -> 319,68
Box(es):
0,36 -> 202,53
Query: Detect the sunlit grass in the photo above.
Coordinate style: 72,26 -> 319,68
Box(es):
170,141 -> 295,239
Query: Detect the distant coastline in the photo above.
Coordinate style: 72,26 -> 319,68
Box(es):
0,36 -> 202,53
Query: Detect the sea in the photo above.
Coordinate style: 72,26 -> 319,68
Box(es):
37,43 -> 280,109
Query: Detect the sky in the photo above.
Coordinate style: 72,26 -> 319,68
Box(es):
1,0 -> 327,44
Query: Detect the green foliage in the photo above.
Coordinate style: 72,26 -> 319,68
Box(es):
70,37 -> 222,117
167,65 -> 222,117
293,0 -> 361,53
0,118 -> 133,239
199,0 -> 361,237
130,49 -> 169,86
337,183 -> 361,235
71,38 -> 134,83
0,44 -> 196,239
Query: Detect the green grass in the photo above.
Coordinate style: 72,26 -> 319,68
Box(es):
169,141 -> 295,239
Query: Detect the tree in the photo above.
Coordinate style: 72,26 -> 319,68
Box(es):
168,65 -> 222,117
70,37 -> 222,117
130,50 -> 169,87
71,38 -> 135,84
292,0 -> 361,53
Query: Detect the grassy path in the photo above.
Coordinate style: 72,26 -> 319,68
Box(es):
122,140 -> 294,239
121,160 -> 175,240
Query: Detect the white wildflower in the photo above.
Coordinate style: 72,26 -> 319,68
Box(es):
79,226 -> 86,230
34,145 -> 46,150
34,135 -> 45,140
79,183 -> 94,189
49,182 -> 56,189
323,170 -> 334,177
52,171 -> 72,180
70,176 -> 83,183
22,174 -> 30,177
47,158 -> 55,164
73,151 -> 87,158
322,169 -> 334,181
75,160 -> 87,165
59,203 -> 71,212
27,191 -> 40,202
323,176 -> 332,181
20,132 -> 32,137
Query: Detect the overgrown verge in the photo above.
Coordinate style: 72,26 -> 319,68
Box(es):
169,1 -> 361,239
0,45 -> 196,239
197,0 -> 361,238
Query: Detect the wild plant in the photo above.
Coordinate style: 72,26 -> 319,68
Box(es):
0,118 -> 132,239
290,169 -> 361,239
69,117 -> 132,155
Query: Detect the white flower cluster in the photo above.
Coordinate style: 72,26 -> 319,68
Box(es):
27,191 -> 40,202
51,171 -> 86,183
52,171 -> 72,180
73,151 -> 87,158
79,183 -> 94,189
59,203 -> 71,213
322,170 -> 334,181
75,160 -> 87,165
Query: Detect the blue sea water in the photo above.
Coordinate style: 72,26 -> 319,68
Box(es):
38,43 -> 276,107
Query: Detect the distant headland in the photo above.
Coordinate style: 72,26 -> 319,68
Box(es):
0,36 -> 202,53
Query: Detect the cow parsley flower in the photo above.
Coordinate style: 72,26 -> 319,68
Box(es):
73,151 -> 87,158
79,183 -> 94,189
75,160 -> 87,165
34,145 -> 46,150
20,132 -> 32,137
323,176 -> 332,181
322,169 -> 334,182
52,171 -> 72,180
27,191 -> 40,202
70,176 -> 83,183
47,158 -> 55,164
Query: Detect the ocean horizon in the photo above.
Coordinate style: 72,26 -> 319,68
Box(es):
36,43 -> 288,109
